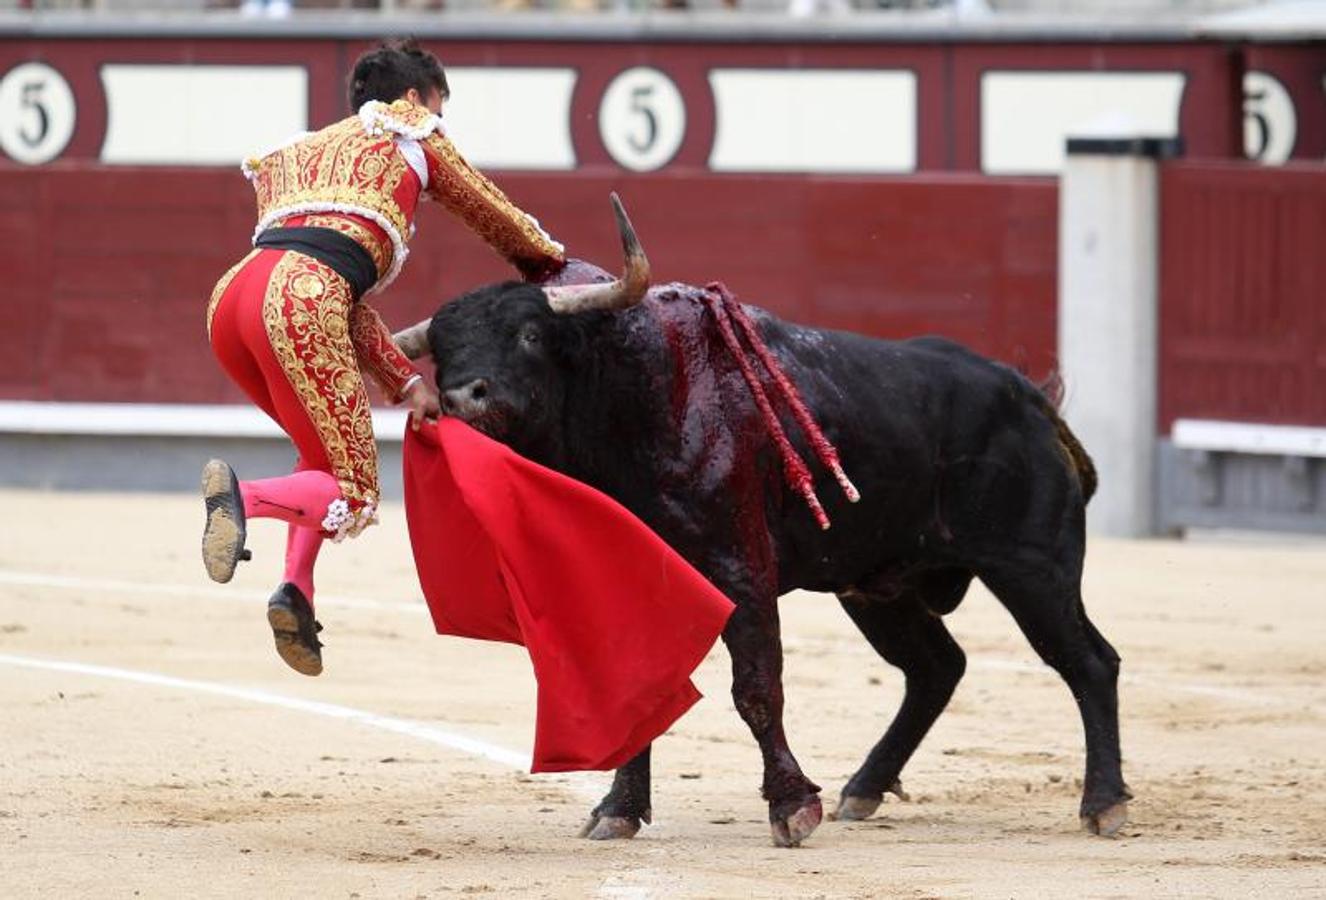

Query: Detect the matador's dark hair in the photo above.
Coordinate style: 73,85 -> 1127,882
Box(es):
347,38 -> 449,113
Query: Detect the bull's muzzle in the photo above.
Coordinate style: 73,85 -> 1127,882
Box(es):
441,378 -> 490,419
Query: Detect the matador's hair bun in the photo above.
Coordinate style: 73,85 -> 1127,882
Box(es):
348,38 -> 449,113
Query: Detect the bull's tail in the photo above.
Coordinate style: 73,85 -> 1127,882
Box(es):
1033,370 -> 1098,503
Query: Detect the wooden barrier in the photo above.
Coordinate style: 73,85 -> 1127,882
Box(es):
1159,161 -> 1326,431
0,166 -> 1058,403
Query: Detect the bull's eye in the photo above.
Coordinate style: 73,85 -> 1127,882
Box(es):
519,326 -> 541,348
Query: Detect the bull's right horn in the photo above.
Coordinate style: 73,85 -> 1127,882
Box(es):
392,319 -> 431,360
544,192 -> 650,316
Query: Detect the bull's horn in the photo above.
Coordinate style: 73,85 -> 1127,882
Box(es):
544,192 -> 651,315
392,319 -> 432,360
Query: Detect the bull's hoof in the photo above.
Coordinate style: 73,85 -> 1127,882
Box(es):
770,795 -> 822,848
578,814 -> 641,841
831,794 -> 882,822
831,779 -> 908,821
1081,801 -> 1129,837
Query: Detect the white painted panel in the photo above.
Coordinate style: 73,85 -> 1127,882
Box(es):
0,401 -> 407,442
441,67 -> 576,170
101,65 -> 307,165
1173,419 -> 1326,458
981,71 -> 1185,176
709,69 -> 916,173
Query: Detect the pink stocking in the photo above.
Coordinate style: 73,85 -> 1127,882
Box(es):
240,470 -> 342,530
283,524 -> 323,609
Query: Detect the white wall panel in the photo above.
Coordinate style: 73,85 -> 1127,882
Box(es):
442,68 -> 576,170
981,72 -> 1186,175
101,65 -> 307,165
709,70 -> 916,173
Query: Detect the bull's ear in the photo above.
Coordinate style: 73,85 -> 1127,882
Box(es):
393,318 -> 432,360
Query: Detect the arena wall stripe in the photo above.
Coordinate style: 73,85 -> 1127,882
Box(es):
0,400 -> 410,441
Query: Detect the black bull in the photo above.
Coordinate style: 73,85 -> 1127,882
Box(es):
397,249 -> 1130,848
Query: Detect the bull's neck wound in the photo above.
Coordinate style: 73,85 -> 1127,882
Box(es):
652,282 -> 855,531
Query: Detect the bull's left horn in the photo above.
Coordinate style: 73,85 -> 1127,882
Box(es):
544,192 -> 651,316
393,319 -> 432,360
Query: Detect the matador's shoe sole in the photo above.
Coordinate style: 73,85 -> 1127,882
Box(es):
267,583 -> 324,677
200,459 -> 249,584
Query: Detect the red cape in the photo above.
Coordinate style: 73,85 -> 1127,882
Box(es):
403,418 -> 735,773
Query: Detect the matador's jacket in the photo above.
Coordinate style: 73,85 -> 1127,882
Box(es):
206,99 -> 566,540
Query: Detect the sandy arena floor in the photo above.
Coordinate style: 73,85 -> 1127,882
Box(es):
1,488 -> 1324,898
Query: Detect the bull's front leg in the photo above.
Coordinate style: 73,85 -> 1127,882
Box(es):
579,746 -> 651,840
724,596 -> 822,847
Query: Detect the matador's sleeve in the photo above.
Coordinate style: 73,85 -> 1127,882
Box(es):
421,132 -> 566,281
350,301 -> 420,404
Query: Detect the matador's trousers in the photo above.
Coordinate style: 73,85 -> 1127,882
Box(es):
207,248 -> 381,545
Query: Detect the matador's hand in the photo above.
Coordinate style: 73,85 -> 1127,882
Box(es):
404,378 -> 442,431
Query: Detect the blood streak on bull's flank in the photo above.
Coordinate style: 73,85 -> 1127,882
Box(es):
649,281 -> 857,539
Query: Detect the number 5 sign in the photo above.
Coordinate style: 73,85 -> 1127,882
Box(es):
0,62 -> 77,165
599,67 -> 686,172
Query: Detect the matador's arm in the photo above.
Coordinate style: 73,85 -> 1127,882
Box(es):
350,300 -> 421,403
421,132 -> 566,282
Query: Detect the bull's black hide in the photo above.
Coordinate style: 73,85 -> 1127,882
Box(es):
421,274 -> 1128,847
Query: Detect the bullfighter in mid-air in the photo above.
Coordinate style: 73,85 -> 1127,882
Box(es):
200,39 -> 565,677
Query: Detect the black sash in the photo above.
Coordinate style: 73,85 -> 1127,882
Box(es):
254,226 -> 379,301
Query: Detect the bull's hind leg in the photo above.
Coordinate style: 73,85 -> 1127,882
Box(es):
833,585 -> 968,821
982,565 -> 1130,836
723,596 -> 823,847
579,746 -> 651,840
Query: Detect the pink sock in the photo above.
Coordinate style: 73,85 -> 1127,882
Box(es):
283,524 -> 323,608
241,470 -> 342,530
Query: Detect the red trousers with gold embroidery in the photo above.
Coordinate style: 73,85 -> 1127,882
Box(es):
207,249 -> 384,537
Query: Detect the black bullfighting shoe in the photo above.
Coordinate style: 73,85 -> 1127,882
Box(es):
200,459 -> 250,584
267,582 -> 324,677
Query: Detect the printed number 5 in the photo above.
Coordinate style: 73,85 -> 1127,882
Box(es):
0,62 -> 76,164
627,85 -> 658,155
599,67 -> 686,173
20,81 -> 50,147
1242,71 -> 1296,165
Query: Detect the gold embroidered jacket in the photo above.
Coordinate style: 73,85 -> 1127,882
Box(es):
243,98 -> 566,293
240,99 -> 567,402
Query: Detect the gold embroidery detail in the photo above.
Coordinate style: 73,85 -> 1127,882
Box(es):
350,301 -> 417,401
249,115 -> 412,248
423,132 -> 565,270
260,253 -> 380,520
291,271 -> 326,300
206,249 -> 260,338
370,99 -> 437,133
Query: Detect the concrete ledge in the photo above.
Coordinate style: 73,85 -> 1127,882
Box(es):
1172,419 -> 1326,459
1157,436 -> 1326,536
0,402 -> 409,498
0,401 -> 409,442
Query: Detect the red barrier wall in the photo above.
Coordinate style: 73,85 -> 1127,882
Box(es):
0,165 -> 1057,404
1159,161 -> 1326,431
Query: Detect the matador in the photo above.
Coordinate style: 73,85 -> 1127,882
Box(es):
202,41 -> 564,676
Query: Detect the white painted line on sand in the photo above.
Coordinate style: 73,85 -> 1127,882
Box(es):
0,651 -> 601,804
4,567 -> 1318,715
596,870 -> 667,900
